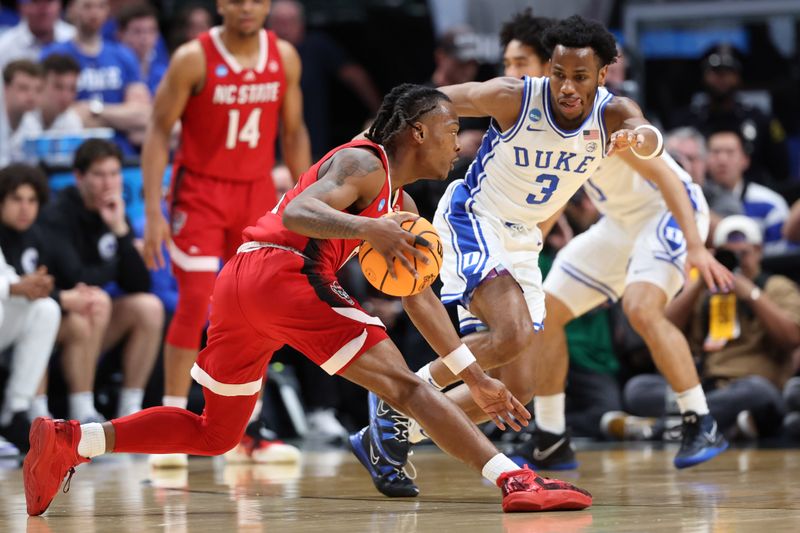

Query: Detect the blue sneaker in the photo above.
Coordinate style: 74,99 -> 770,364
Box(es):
348,393 -> 418,497
674,411 -> 728,469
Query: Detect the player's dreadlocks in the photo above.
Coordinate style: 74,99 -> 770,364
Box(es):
543,14 -> 618,68
499,8 -> 555,61
366,83 -> 450,149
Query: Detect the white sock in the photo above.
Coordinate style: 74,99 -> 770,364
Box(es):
416,363 -> 445,390
77,422 -> 106,458
117,388 -> 145,418
407,418 -> 430,444
249,399 -> 263,423
163,395 -> 188,409
69,392 -> 98,421
481,453 -> 521,485
29,395 -> 52,421
534,393 -> 566,435
676,384 -> 709,415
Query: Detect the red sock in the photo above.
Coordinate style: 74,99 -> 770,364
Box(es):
112,388 -> 257,455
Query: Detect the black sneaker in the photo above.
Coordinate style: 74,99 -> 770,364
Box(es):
0,411 -> 31,454
507,428 -> 578,470
673,411 -> 728,469
348,392 -> 418,497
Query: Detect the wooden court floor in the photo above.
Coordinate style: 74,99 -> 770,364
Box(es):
1,444 -> 799,532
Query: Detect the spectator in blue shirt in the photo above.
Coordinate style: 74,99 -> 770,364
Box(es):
115,3 -> 167,96
706,129 -> 790,256
42,0 -> 151,154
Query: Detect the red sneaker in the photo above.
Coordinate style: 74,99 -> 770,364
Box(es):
497,466 -> 592,512
23,418 -> 90,516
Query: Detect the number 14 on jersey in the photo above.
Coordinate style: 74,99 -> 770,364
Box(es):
226,108 -> 262,149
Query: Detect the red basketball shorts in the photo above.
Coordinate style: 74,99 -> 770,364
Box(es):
190,245 -> 389,396
165,167 -> 277,349
167,167 -> 277,269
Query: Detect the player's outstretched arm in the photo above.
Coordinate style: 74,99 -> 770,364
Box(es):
277,40 -> 312,182
605,98 -> 734,292
400,193 -> 530,430
282,148 -> 427,278
141,41 -> 204,269
439,76 -> 523,131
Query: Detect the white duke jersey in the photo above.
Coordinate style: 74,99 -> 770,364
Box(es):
583,151 -> 706,223
463,75 -> 613,226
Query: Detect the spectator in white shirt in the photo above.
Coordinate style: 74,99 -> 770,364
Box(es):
0,0 -> 75,68
17,53 -> 83,138
0,60 -> 43,166
707,129 -> 791,256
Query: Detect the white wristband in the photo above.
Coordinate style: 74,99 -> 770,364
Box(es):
441,344 -> 476,375
632,124 -> 663,160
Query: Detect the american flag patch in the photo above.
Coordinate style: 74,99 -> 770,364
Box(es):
583,129 -> 599,140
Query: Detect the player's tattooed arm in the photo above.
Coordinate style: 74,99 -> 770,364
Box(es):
439,77 -> 523,131
283,148 -> 384,239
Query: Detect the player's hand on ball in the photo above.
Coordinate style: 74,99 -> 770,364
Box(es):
468,375 -> 531,432
143,211 -> 172,270
686,245 -> 734,293
606,128 -> 644,157
363,213 -> 431,279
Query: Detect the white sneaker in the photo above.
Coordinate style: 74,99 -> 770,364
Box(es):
736,410 -> 759,440
149,453 -> 189,469
600,411 -> 656,440
224,421 -> 301,464
306,409 -> 348,442
0,435 -> 19,458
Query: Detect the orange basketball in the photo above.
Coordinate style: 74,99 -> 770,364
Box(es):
358,212 -> 443,297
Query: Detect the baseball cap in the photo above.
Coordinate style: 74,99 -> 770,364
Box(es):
713,215 -> 762,247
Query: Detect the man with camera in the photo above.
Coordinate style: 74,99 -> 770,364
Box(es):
621,215 -> 800,439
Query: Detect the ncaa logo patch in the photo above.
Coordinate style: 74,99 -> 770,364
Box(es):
215,64 -> 228,78
268,61 -> 279,73
98,232 -> 118,261
586,142 -> 597,152
21,247 -> 39,274
330,281 -> 354,305
529,108 -> 542,122
378,198 -> 386,212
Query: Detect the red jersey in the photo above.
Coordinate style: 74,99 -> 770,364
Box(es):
175,27 -> 285,181
243,140 -> 403,273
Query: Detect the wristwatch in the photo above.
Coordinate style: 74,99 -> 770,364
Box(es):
89,98 -> 105,116
749,286 -> 762,302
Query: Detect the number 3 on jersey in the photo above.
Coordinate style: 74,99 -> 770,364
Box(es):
226,108 -> 261,149
526,173 -> 559,204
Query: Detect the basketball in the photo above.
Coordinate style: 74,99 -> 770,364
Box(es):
358,212 -> 443,297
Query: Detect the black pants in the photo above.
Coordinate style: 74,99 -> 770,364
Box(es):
565,366 -> 623,438
624,374 -> 786,436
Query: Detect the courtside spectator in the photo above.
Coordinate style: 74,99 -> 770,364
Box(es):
116,3 -> 167,96
1,60 -> 43,166
38,139 -> 163,420
706,130 -> 790,255
42,0 -> 151,154
0,0 -> 75,68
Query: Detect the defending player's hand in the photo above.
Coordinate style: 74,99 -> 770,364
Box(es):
686,245 -> 734,293
606,128 -> 644,157
363,213 -> 431,280
143,211 -> 172,270
467,374 -> 531,432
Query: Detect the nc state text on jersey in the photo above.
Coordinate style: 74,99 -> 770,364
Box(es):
212,82 -> 281,105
